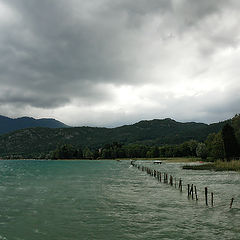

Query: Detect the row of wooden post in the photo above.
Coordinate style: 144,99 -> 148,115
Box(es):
131,162 -> 234,208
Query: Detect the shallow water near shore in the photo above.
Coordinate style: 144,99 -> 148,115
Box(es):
0,160 -> 239,240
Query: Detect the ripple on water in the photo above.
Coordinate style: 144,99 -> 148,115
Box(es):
0,160 -> 239,240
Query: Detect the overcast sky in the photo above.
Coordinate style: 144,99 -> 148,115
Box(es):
0,0 -> 240,127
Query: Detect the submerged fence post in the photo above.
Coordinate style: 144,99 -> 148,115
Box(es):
191,184 -> 194,199
170,175 -> 173,186
194,186 -> 198,201
211,192 -> 214,207
205,187 -> 208,206
188,184 -> 190,197
230,198 -> 234,209
179,178 -> 182,191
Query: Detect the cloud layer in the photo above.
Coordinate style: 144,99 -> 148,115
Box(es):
0,0 -> 240,126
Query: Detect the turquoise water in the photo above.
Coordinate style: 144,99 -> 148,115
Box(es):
0,160 -> 239,240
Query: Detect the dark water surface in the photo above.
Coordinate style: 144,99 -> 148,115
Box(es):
0,160 -> 239,240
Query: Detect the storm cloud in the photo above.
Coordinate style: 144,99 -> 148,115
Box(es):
0,0 -> 240,126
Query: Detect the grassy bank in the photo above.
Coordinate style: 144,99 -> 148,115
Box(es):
183,160 -> 240,172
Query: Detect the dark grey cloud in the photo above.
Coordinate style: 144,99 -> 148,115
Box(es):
0,0 -> 239,125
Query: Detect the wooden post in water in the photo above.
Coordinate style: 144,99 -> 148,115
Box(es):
230,198 -> 234,209
160,172 -> 162,182
191,184 -> 194,199
194,186 -> 198,201
174,177 -> 176,188
211,192 -> 213,207
205,187 -> 208,206
170,176 -> 173,186
178,179 -> 182,192
187,184 -> 190,197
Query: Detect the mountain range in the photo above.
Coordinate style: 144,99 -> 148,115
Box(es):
0,115 -> 229,158
0,115 -> 68,134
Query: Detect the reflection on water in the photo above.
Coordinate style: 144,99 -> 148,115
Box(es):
0,160 -> 239,240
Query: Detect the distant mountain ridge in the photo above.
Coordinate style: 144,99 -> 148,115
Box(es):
0,116 -> 229,158
0,115 -> 69,134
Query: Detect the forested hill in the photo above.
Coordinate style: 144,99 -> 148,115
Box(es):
0,115 -> 68,134
0,118 -> 228,158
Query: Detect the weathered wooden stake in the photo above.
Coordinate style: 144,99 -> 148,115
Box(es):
174,177 -> 176,188
230,198 -> 234,209
194,186 -> 198,201
211,192 -> 213,207
180,180 -> 182,192
188,184 -> 190,197
205,187 -> 208,206
169,175 -> 171,185
191,184 -> 194,199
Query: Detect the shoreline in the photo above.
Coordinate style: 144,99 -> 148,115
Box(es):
0,157 -> 200,162
183,160 -> 240,172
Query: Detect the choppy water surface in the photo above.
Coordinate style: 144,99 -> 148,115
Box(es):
0,160 -> 239,240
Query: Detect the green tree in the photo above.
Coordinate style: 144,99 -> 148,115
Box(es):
101,149 -> 111,159
222,124 -> 239,161
196,143 -> 207,160
188,140 -> 198,156
205,133 -> 216,157
211,132 -> 224,160
51,144 -> 75,159
83,147 -> 93,159
205,132 -> 224,160
232,114 -> 240,145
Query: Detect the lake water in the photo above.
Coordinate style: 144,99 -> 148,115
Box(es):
0,160 -> 239,240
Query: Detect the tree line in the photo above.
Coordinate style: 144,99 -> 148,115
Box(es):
50,115 -> 240,161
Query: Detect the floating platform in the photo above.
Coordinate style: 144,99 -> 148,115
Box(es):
153,161 -> 162,164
